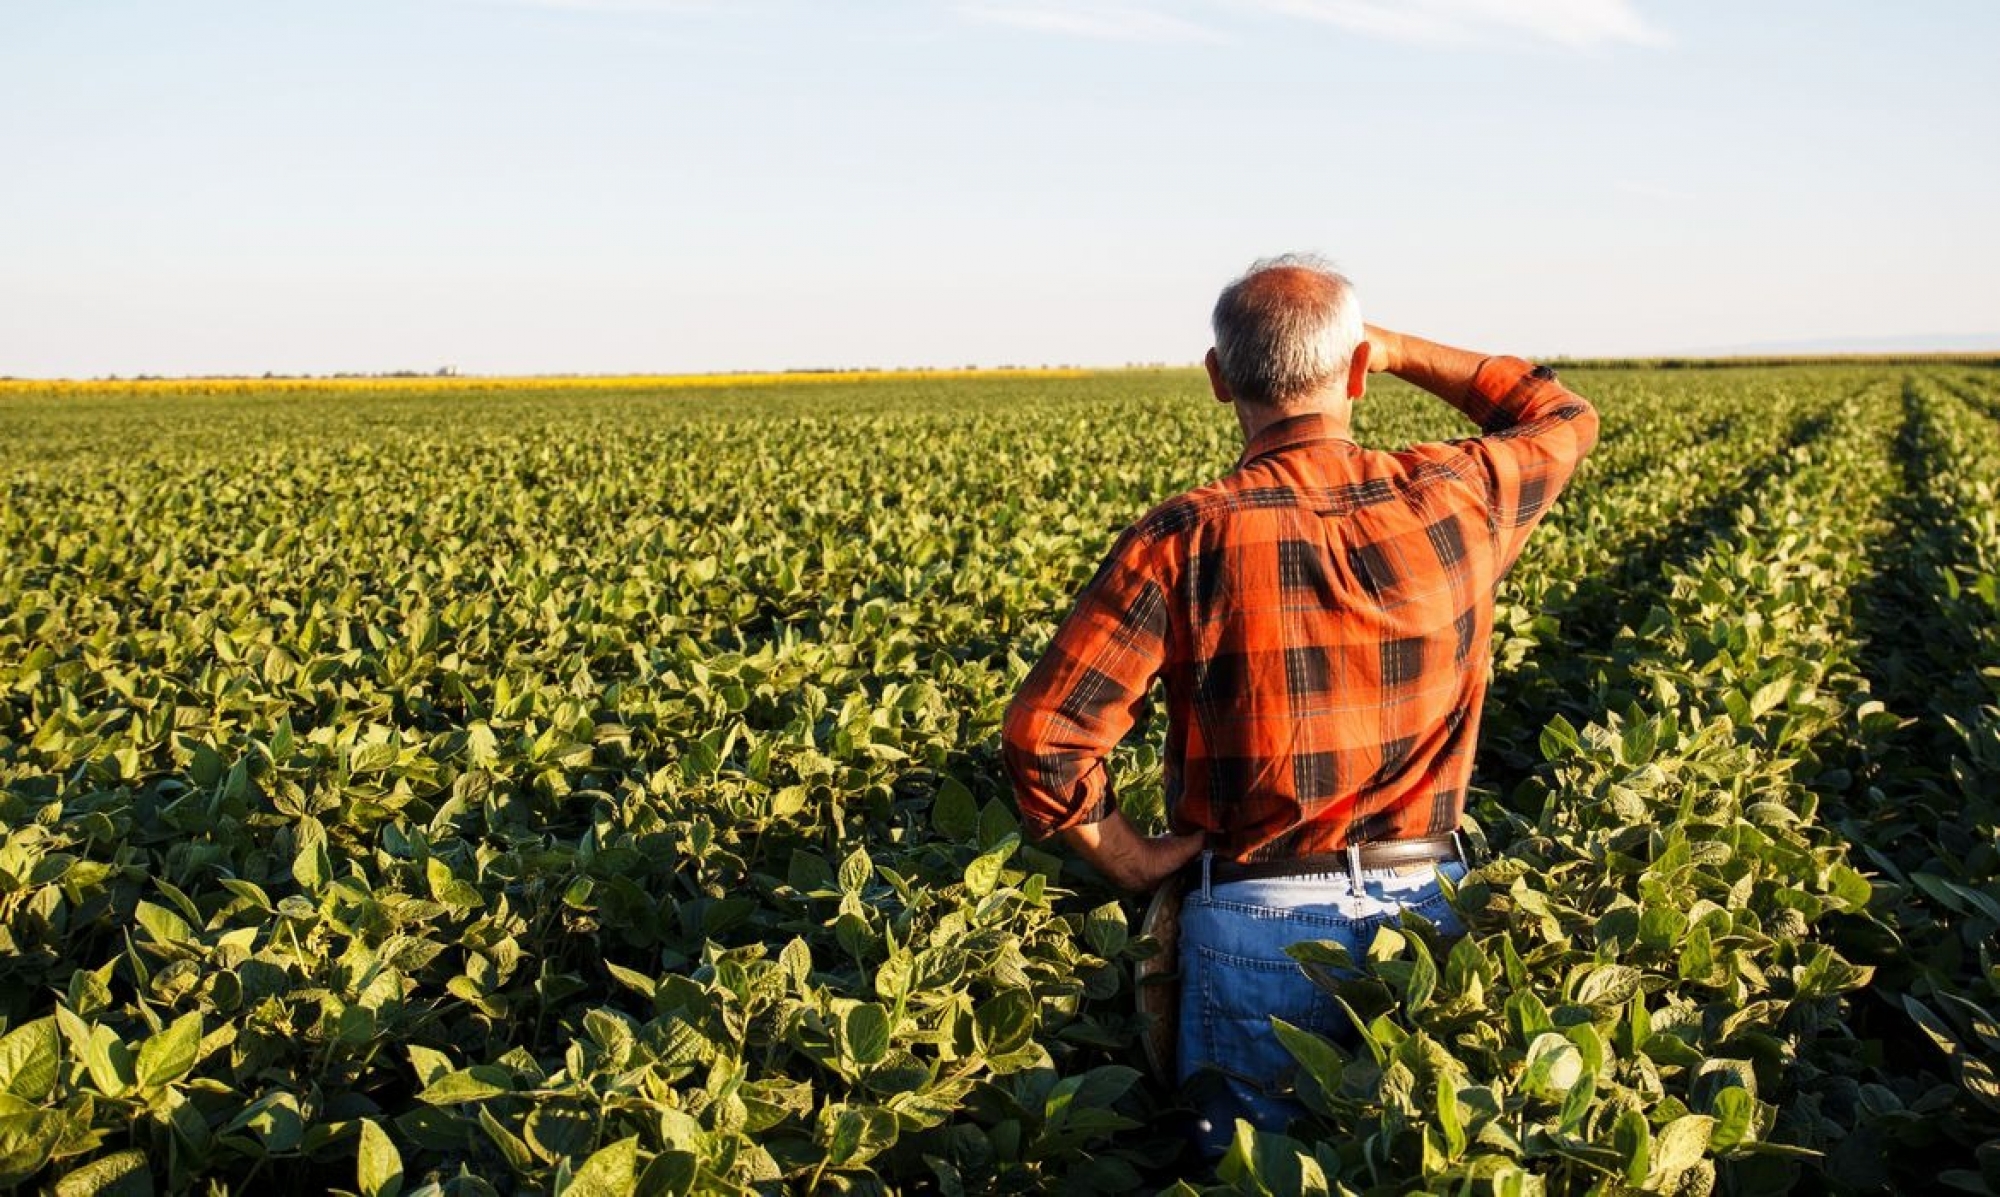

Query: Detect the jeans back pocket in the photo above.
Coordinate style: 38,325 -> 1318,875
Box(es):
1189,942 -> 1342,1092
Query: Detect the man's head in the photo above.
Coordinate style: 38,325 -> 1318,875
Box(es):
1207,254 -> 1367,417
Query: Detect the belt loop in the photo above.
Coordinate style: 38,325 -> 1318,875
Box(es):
1200,849 -> 1213,901
1451,830 -> 1467,867
1346,843 -> 1363,906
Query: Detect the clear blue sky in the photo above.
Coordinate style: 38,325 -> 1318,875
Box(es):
4,0 -> 1996,377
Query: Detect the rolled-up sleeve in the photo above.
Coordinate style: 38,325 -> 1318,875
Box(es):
1450,357 -> 1600,573
1002,527 -> 1171,840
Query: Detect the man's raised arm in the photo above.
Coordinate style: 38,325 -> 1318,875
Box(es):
1363,325 -> 1491,413
1365,324 -> 1600,569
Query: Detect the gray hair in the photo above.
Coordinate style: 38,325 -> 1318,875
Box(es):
1210,254 -> 1363,407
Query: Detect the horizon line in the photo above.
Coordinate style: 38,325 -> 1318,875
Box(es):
7,350 -> 2000,388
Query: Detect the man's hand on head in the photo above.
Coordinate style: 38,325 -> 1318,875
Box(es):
1058,810 -> 1206,893
1363,324 -> 1403,375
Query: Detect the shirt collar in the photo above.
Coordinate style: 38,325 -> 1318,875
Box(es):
1237,412 -> 1358,468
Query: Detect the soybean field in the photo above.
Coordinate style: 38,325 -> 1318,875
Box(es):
2,363 -> 1998,1195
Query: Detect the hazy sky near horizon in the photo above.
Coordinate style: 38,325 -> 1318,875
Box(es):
4,0 -> 1996,377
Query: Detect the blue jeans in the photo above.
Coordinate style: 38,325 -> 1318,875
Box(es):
1176,856 -> 1469,1156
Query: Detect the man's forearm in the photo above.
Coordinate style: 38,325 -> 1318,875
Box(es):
1058,810 -> 1205,893
1367,326 -> 1491,413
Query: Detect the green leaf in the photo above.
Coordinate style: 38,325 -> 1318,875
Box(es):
222,1091 -> 305,1152
787,850 -> 835,893
60,1011 -> 134,1099
1521,1032 -> 1582,1099
132,901 -> 193,948
931,775 -> 979,841
976,990 -> 1035,1057
1507,990 -> 1555,1040
1639,904 -> 1687,950
135,1012 -> 203,1089
466,722 -> 501,768
1437,1078 -> 1467,1159
1679,924 -> 1717,983
1620,717 -> 1661,764
1072,1064 -> 1141,1111
1083,901 -> 1128,958
1565,1021 -> 1607,1078
1903,994 -> 1960,1056
356,1119 -> 404,1197
977,799 -> 1019,848
1827,863 -> 1874,911
0,1109 -> 65,1188
292,816 -> 331,894
911,945 -> 967,992
1574,964 -> 1642,1007
1500,934 -> 1528,989
1940,993 -> 2000,1055
350,741 -> 401,774
1960,1055 -> 2000,1113
1274,1019 -> 1346,1103
527,1106 -> 596,1165
417,1065 -> 514,1104
51,1147 -> 151,1196
0,1019 -> 59,1103
844,1003 -> 891,1067
839,846 -> 873,894
217,878 -> 273,914
425,856 -> 483,910
1615,1107 -> 1651,1187
779,937 -> 814,989
603,962 -> 658,1003
874,950 -> 913,1002
822,1104 -> 898,1167
1710,1087 -> 1755,1151
1650,1114 -> 1715,1182
1217,1120 -> 1328,1196
1558,1068 -> 1596,1132
1539,715 -> 1581,761
834,912 -> 873,964
964,836 -> 1018,898
1405,938 -> 1438,1013
1620,991 -> 1652,1054
583,1009 -> 636,1064
1748,678 -> 1791,720
561,1135 -> 640,1197
406,1045 -> 454,1088
479,1107 -> 536,1173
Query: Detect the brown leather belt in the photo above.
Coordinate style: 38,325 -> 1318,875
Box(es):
1207,833 -> 1465,884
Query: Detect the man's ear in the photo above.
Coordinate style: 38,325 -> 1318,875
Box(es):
1347,341 -> 1370,400
1204,348 -> 1232,405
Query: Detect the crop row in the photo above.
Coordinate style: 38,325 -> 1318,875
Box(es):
1808,374 -> 2000,1192
1479,371 -> 1852,783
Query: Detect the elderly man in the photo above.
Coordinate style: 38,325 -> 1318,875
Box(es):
1001,254 -> 1598,1149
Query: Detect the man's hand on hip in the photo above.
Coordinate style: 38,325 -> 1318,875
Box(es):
1058,810 -> 1206,893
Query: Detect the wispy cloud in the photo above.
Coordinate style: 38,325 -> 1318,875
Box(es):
452,0 -> 733,14
468,0 -> 1667,49
960,0 -> 1667,50
959,2 -> 1222,43
1251,0 -> 1669,49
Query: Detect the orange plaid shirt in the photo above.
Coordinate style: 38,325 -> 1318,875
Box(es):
1003,357 -> 1598,862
